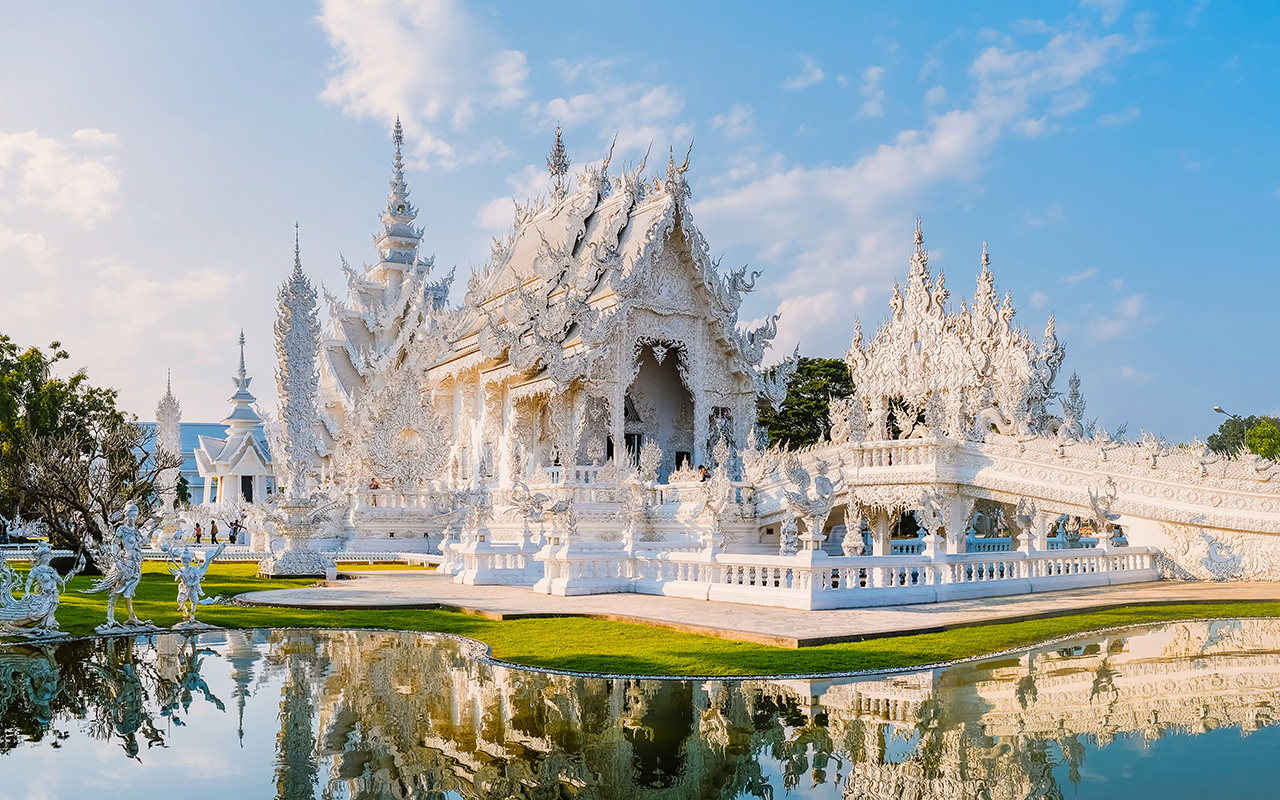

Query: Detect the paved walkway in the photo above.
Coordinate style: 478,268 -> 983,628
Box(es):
237,573 -> 1280,648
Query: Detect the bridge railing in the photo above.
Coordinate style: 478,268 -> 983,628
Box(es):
534,545 -> 1158,609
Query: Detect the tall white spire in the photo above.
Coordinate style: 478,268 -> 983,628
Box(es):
547,125 -> 570,200
374,116 -> 427,272
225,329 -> 262,433
275,226 -> 321,503
155,370 -> 183,512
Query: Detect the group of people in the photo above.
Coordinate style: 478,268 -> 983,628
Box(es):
189,518 -> 244,546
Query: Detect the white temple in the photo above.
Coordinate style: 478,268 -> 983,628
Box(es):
230,123 -> 1280,606
192,332 -> 274,505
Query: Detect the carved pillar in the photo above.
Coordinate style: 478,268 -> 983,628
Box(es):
1033,511 -> 1053,551
871,509 -> 892,557
944,495 -> 975,555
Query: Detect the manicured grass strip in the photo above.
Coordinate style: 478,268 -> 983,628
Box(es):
336,563 -> 433,572
12,563 -> 1280,676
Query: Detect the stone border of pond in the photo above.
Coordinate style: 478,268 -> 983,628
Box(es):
236,570 -> 1280,647
0,617 -> 1265,684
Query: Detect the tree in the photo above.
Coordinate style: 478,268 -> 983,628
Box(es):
758,357 -> 855,448
0,334 -> 180,551
1246,418 -> 1280,460
1208,414 -> 1280,457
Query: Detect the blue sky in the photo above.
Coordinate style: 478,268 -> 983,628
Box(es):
0,1 -> 1275,442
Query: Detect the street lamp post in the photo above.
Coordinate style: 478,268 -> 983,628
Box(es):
1214,406 -> 1249,456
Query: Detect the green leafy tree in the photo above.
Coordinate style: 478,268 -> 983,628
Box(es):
1208,414 -> 1280,457
1246,418 -> 1280,460
0,334 -> 179,551
758,357 -> 855,448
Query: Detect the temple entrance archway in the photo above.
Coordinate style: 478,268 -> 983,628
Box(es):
626,342 -> 694,482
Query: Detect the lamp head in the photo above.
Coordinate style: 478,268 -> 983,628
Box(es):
1214,406 -> 1226,415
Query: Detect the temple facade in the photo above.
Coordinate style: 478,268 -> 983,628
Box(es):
192,332 -> 274,506
271,126 -> 1280,607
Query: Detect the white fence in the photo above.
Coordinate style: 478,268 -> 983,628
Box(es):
531,546 -> 1158,610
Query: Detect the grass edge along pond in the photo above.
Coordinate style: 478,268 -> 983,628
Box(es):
8,562 -> 1280,677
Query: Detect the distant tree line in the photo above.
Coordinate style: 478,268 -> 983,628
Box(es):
1209,414 -> 1280,460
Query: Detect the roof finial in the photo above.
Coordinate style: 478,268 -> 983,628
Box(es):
547,125 -> 571,199
166,367 -> 172,394
981,240 -> 990,268
393,116 -> 404,170
914,217 -> 924,252
294,222 -> 302,269
238,329 -> 246,380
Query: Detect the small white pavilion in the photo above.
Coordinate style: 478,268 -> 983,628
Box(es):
193,332 -> 274,504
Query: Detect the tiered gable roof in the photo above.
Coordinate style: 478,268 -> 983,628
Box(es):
430,141 -> 788,399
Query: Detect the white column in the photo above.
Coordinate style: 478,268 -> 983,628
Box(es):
871,509 -> 892,556
202,477 -> 212,504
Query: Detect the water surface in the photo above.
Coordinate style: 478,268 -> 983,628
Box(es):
3,619 -> 1280,798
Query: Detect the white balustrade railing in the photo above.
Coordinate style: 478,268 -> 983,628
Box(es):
844,440 -> 940,470
535,545 -> 1158,609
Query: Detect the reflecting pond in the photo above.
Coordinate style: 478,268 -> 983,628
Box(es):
5,620 -> 1280,798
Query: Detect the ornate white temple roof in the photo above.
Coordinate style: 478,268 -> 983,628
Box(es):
194,331 -> 272,478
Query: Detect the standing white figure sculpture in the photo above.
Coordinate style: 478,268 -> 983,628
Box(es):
164,541 -> 226,628
0,542 -> 85,635
83,501 -> 154,631
782,456 -> 838,553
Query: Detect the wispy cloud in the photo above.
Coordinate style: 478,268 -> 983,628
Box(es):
0,129 -> 122,226
1063,267 -> 1097,283
1019,203 -> 1066,229
1081,0 -> 1125,26
1097,105 -> 1140,126
1088,293 -> 1144,342
855,66 -> 886,119
783,55 -> 825,90
317,0 -> 529,169
711,104 -> 755,140
696,22 -> 1142,356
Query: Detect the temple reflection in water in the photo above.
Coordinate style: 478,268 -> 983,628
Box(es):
4,620 -> 1280,799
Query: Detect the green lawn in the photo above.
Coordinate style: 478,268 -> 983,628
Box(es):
10,562 -> 1280,676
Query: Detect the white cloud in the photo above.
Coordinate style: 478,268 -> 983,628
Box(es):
711,104 -> 755,140
0,226 -> 51,269
1097,105 -> 1140,126
695,24 -> 1139,356
476,163 -> 554,231
1081,0 -> 1125,26
489,50 -> 529,108
1063,267 -> 1097,283
1088,293 -> 1144,342
1030,290 -> 1049,309
783,55 -> 825,90
1111,277 -> 1124,290
537,80 -> 686,153
855,66 -> 886,119
317,0 -> 527,168
924,85 -> 948,108
0,129 -> 122,227
1119,364 -> 1152,382
70,128 -> 120,147
1019,203 -> 1065,229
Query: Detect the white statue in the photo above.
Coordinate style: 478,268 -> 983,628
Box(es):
782,456 -> 838,550
164,541 -> 227,627
83,500 -> 154,631
0,542 -> 85,636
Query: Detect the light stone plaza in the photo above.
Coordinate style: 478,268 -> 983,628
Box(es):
2,4 -> 1279,798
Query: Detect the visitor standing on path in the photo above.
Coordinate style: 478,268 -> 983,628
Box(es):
210,520 -> 219,544
194,523 -> 202,544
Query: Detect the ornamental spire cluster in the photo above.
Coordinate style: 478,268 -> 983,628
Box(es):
275,225 -> 321,503
547,126 -> 570,199
155,370 -> 182,511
